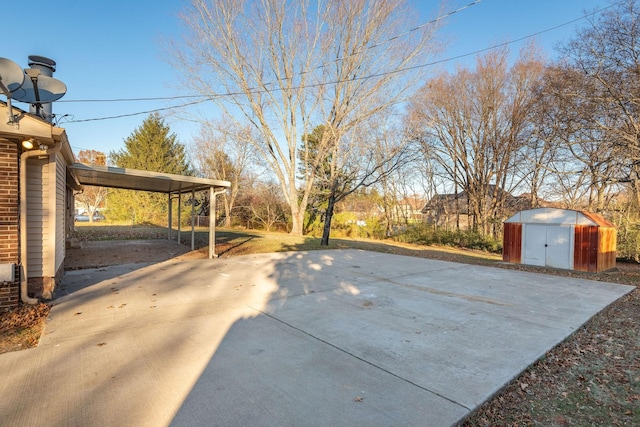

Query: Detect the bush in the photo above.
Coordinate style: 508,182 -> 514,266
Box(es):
616,225 -> 640,262
393,224 -> 502,253
302,212 -> 387,240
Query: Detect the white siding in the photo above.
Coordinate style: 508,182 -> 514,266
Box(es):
54,153 -> 66,274
26,150 -> 73,280
26,157 -> 48,277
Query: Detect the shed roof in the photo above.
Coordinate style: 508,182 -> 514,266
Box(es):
504,208 -> 614,227
69,163 -> 230,194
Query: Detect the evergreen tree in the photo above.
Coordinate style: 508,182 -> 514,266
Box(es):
111,113 -> 190,174
107,113 -> 191,225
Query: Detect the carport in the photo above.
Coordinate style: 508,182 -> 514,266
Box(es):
69,163 -> 230,258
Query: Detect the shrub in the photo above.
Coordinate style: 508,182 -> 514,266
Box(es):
616,225 -> 640,262
393,224 -> 502,253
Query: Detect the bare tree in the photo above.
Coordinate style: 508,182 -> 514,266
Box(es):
191,118 -> 255,227
173,0 -> 442,235
407,45 -> 545,234
75,150 -> 108,223
319,118 -> 419,245
379,156 -> 430,231
558,0 -> 640,207
520,66 -> 568,208
236,177 -> 288,232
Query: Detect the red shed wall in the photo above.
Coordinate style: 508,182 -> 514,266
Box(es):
574,225 -> 617,272
597,227 -> 617,272
502,222 -> 522,263
574,225 -> 598,272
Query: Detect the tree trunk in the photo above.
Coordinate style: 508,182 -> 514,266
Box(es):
320,193 -> 337,246
223,195 -> 232,228
290,208 -> 304,236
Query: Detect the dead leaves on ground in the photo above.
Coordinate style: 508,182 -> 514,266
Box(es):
0,303 -> 50,353
462,288 -> 640,426
0,303 -> 50,333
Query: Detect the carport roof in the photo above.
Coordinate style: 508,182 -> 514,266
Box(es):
69,163 -> 230,194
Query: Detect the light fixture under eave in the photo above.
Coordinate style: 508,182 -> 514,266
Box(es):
21,138 -> 34,150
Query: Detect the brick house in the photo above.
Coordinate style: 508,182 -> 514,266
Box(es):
0,101 -> 77,310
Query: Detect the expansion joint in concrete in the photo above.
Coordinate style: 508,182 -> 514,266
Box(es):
253,307 -> 471,412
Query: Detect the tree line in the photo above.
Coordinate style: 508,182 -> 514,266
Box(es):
75,0 -> 640,259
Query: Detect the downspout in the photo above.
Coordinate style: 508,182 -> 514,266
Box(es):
20,141 -> 62,304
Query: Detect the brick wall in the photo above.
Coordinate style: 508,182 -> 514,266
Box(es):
0,141 -> 20,310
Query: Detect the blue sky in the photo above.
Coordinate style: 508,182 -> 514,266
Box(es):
3,0 -> 606,158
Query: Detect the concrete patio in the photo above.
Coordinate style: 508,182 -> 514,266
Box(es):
0,249 -> 633,426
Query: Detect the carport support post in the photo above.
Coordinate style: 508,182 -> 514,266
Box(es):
167,193 -> 172,241
177,192 -> 182,245
191,189 -> 195,250
209,186 -> 215,258
208,187 -> 227,258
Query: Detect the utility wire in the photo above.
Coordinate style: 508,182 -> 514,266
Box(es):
58,94 -> 205,103
301,0 -> 483,76
59,1 -> 483,105
62,2 -> 613,124
60,98 -> 211,123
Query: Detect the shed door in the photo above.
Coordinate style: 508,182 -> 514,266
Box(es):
523,224 -> 573,269
546,225 -> 572,269
523,224 -> 547,266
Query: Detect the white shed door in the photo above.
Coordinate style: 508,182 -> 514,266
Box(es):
523,224 -> 573,269
545,225 -> 572,269
523,224 -> 547,266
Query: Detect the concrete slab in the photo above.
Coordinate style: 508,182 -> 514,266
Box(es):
0,249 -> 633,427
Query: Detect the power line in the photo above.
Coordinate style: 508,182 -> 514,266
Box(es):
59,98 -> 211,123
58,1 -> 484,105
62,3 -> 613,124
303,0 -> 483,75
58,94 -> 205,103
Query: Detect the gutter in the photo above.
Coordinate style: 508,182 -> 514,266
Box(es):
20,141 -> 62,304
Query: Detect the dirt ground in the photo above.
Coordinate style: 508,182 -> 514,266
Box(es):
64,239 -> 206,270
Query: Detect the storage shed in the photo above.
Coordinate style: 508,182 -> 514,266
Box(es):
503,208 -> 616,272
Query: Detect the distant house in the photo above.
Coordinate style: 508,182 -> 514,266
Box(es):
392,196 -> 426,225
336,196 -> 383,222
421,186 -> 540,229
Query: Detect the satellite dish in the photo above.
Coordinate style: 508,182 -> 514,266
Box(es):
0,57 -> 25,95
13,74 -> 67,104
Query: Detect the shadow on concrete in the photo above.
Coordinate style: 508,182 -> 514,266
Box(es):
3,246 -> 631,426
